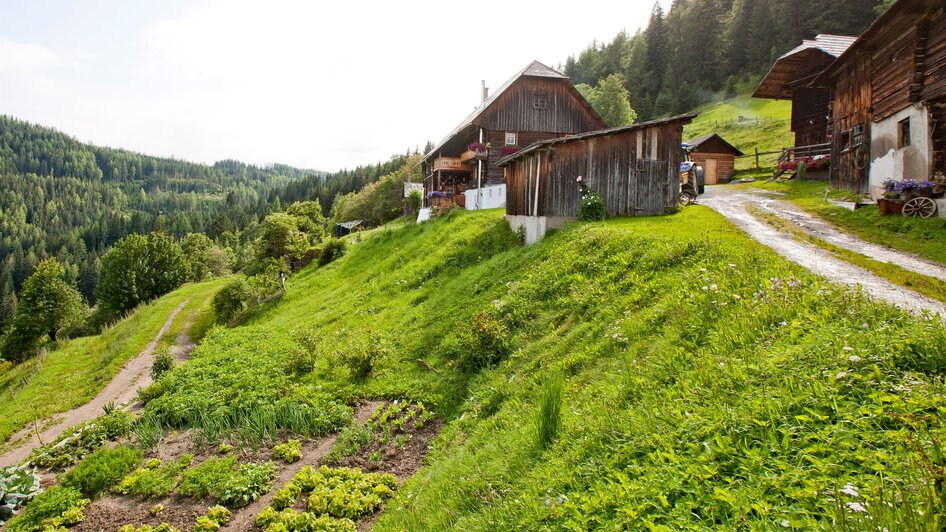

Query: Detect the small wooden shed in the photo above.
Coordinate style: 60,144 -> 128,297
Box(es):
498,113 -> 696,243
683,133 -> 743,184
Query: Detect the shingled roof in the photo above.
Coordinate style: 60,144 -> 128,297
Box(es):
422,61 -> 601,163
683,133 -> 744,156
754,34 -> 856,99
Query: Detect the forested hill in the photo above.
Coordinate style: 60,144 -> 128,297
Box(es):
0,115 -> 410,317
563,0 -> 885,121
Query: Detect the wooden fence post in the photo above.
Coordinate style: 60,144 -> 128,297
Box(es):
755,148 -> 760,169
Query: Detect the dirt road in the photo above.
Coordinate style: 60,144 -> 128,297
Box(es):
0,299 -> 193,467
699,186 -> 946,316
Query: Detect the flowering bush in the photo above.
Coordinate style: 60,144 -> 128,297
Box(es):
501,146 -> 520,156
808,155 -> 830,171
576,176 -> 606,221
894,179 -> 918,193
467,142 -> 486,152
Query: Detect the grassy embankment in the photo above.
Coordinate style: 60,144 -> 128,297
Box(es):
143,208 -> 945,529
684,94 -> 792,172
0,278 -> 226,448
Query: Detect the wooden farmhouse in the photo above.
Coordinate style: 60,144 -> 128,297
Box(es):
814,0 -> 946,196
754,34 -> 857,153
683,133 -> 743,184
498,114 -> 696,244
421,61 -> 606,211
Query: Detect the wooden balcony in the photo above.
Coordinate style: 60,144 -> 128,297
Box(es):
459,149 -> 488,164
433,157 -> 471,173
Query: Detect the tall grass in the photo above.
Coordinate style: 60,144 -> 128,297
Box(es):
536,373 -> 563,450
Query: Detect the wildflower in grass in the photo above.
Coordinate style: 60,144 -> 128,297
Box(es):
846,501 -> 867,513
840,484 -> 859,497
843,346 -> 854,352
848,355 -> 862,363
836,371 -> 849,379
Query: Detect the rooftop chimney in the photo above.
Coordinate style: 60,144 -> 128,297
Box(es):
481,80 -> 489,103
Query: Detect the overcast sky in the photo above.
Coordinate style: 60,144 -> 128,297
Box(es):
0,1 -> 666,172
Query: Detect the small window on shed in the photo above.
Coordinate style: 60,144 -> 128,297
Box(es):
533,93 -> 548,110
505,132 -> 517,146
898,118 -> 911,148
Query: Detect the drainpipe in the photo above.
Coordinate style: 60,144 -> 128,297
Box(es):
477,128 -> 484,209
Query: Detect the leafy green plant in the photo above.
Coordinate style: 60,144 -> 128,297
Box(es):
28,410 -> 133,470
257,465 -> 395,530
177,456 -> 237,500
535,372 -> 563,450
61,445 -> 142,499
131,414 -> 164,449
212,276 -> 258,324
318,238 -> 346,267
115,454 -> 193,499
194,504 -> 231,530
217,462 -> 275,508
273,439 -> 302,463
4,486 -> 88,532
117,524 -> 180,532
150,350 -> 174,381
457,310 -> 512,372
0,465 -> 42,525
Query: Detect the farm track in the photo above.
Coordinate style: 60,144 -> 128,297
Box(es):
0,299 -> 194,467
700,185 -> 946,316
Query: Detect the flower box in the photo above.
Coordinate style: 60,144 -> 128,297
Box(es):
877,198 -> 904,215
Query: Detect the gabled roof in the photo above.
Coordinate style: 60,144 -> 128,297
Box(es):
422,61 -> 604,163
497,113 -> 698,167
754,34 -> 856,99
683,133 -> 744,156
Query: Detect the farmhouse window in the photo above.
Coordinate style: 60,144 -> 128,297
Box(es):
505,132 -> 518,146
533,93 -> 548,109
898,118 -> 911,148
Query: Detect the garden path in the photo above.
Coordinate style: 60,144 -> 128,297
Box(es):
700,186 -> 946,316
0,299 -> 193,467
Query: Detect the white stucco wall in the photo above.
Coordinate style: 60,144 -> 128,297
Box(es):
868,105 -> 932,197
505,215 -> 572,244
464,184 -> 506,210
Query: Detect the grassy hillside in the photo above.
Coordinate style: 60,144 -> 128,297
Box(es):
0,279 -> 226,446
142,209 -> 945,529
684,94 -> 793,171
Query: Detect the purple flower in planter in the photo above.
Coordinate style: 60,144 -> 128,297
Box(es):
468,142 -> 486,152
501,146 -> 520,156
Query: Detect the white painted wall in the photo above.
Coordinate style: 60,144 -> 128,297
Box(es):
464,184 -> 506,210
416,207 -> 432,223
869,105 -> 932,197
506,215 -> 571,244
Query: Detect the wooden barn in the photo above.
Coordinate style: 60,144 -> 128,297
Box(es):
754,34 -> 857,152
498,114 -> 696,244
815,0 -> 946,195
683,133 -> 743,184
421,61 -> 606,211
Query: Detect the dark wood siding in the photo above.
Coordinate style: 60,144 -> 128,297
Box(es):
871,28 -> 919,122
477,78 -> 604,135
791,87 -> 832,146
830,54 -> 872,192
505,123 -> 685,218
923,11 -> 946,100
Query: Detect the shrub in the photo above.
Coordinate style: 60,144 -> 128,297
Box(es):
536,373 -> 563,450
457,310 -> 512,372
150,350 -> 174,381
273,440 -> 302,463
318,238 -> 346,267
177,456 -> 237,500
0,465 -> 42,525
4,486 -> 88,532
212,277 -> 257,324
115,454 -> 193,499
333,332 -> 389,381
578,187 -> 606,221
28,410 -> 134,470
61,445 -> 142,499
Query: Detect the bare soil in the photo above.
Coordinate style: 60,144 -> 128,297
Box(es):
0,299 -> 192,467
700,186 -> 946,316
74,496 -> 208,532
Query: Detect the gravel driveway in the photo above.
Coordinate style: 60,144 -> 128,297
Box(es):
699,185 -> 946,316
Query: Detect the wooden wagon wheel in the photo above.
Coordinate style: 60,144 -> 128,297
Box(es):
902,196 -> 937,218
